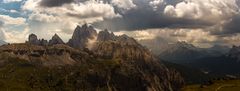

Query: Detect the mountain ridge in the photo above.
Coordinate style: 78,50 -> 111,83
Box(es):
0,24 -> 184,91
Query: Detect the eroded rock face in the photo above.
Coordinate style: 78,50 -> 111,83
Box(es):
28,34 -> 40,45
0,44 -> 90,66
49,34 -> 65,46
68,24 -> 97,49
97,29 -> 115,41
28,33 -> 65,46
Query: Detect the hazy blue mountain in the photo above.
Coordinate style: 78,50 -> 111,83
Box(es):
139,37 -> 169,55
0,40 -> 7,46
140,39 -> 230,63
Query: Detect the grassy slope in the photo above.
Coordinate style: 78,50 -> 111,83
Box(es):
162,61 -> 210,84
0,57 -> 123,91
182,80 -> 240,91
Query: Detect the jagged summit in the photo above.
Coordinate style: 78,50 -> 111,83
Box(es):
28,33 -> 64,46
49,33 -> 65,46
97,29 -> 115,41
67,24 -> 97,49
28,33 -> 39,45
174,41 -> 197,50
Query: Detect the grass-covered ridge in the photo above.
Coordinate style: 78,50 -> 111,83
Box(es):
182,80 -> 240,91
0,57 -> 124,91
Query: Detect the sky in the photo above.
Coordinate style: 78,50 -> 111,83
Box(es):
0,0 -> 239,47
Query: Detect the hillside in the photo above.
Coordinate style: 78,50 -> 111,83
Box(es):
0,24 -> 184,91
182,80 -> 240,91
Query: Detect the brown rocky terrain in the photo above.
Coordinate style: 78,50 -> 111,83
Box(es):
0,24 -> 184,91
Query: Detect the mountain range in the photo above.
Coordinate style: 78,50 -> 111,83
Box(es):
140,38 -> 230,63
0,24 -> 184,91
139,37 -> 240,84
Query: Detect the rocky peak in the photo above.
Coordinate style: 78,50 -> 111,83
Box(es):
116,34 -> 139,45
49,34 -> 65,46
97,29 -> 115,41
28,33 -> 66,46
28,33 -> 40,45
68,24 -> 97,49
93,33 -> 153,61
39,39 -> 48,46
174,41 -> 197,50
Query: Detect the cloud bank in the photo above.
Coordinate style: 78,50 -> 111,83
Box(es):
0,0 -> 239,47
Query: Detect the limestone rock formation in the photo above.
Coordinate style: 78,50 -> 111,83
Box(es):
49,34 -> 65,46
28,33 -> 65,46
68,24 -> 97,49
28,34 -> 40,45
97,29 -> 115,41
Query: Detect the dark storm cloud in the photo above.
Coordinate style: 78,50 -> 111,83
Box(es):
223,15 -> 240,34
39,0 -> 74,7
92,0 -> 213,31
210,15 -> 240,36
39,0 -> 111,7
38,0 -> 240,36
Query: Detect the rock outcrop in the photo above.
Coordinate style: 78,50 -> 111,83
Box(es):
68,24 -> 97,49
93,33 -> 152,61
28,34 -> 40,45
27,33 -> 64,46
49,34 -> 65,46
97,29 -> 115,41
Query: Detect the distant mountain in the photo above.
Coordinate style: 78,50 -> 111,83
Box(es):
139,37 -> 169,55
158,42 -> 209,63
140,38 -> 229,63
0,24 -> 184,91
228,45 -> 240,61
0,40 -> 6,45
179,46 -> 240,77
206,45 -> 230,56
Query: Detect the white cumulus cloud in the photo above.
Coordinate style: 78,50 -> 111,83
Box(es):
2,0 -> 22,3
111,0 -> 136,11
164,0 -> 239,23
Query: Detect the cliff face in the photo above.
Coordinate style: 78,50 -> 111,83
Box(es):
97,29 -> 115,41
0,44 -> 89,66
49,34 -> 65,46
0,24 -> 184,91
67,24 -> 97,49
28,33 -> 64,46
94,33 -> 153,62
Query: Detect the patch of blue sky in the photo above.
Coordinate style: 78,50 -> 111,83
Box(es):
0,1 -> 27,18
